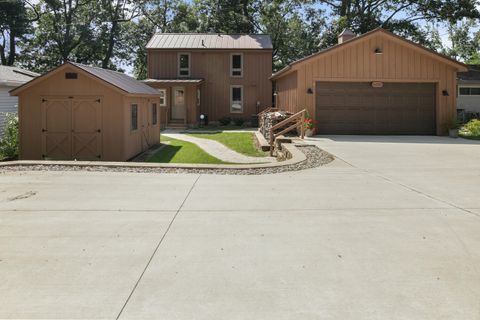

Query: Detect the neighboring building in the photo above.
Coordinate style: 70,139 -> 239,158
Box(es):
10,62 -> 161,161
145,33 -> 273,127
0,65 -> 39,134
457,65 -> 480,114
271,28 -> 468,135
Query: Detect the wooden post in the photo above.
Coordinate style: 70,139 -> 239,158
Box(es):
300,110 -> 305,139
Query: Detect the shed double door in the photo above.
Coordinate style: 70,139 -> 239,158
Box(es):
41,97 -> 102,160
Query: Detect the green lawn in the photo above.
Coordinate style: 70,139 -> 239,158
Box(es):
188,132 -> 267,157
146,136 -> 230,164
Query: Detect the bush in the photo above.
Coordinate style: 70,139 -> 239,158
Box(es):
218,116 -> 231,126
232,117 -> 245,126
0,113 -> 19,160
459,118 -> 480,138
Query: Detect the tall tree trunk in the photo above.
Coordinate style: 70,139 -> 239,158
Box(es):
102,20 -> 118,68
7,31 -> 15,66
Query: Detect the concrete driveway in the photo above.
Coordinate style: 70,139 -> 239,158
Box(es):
1,136 -> 480,319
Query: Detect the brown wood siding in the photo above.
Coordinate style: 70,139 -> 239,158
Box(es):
276,32 -> 459,135
17,65 -> 159,161
275,71 -> 298,113
148,49 -> 272,122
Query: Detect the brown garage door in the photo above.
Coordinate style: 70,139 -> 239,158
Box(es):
41,97 -> 102,160
316,82 -> 436,134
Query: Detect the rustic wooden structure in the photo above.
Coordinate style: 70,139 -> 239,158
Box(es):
146,34 -> 273,127
271,28 -> 468,135
10,62 -> 161,161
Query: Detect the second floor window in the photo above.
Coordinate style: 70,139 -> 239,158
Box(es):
178,53 -> 190,77
231,53 -> 243,77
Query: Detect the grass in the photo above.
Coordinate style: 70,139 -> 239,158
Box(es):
188,125 -> 246,131
188,132 -> 267,157
146,136 -> 230,164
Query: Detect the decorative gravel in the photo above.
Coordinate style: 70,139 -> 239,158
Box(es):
0,145 -> 334,176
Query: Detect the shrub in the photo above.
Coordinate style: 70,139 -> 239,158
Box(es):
218,116 -> 231,126
459,118 -> 480,138
232,117 -> 245,126
0,113 -> 19,160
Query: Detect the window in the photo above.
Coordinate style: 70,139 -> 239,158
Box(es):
131,104 -> 138,131
178,53 -> 190,77
197,89 -> 201,106
231,53 -> 243,77
459,87 -> 480,95
152,103 -> 157,125
230,86 -> 243,113
158,89 -> 167,106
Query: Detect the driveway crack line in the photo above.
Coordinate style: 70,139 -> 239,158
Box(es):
115,174 -> 202,320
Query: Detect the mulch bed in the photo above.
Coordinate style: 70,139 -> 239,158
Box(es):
0,145 -> 334,175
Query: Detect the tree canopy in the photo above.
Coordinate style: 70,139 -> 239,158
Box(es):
1,0 -> 479,75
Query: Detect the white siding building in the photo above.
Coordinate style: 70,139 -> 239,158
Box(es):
457,65 -> 480,115
0,66 -> 39,134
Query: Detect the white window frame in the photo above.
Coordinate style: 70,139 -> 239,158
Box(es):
197,88 -> 201,106
230,53 -> 243,77
230,85 -> 243,113
158,88 -> 167,107
459,86 -> 480,96
178,53 -> 191,77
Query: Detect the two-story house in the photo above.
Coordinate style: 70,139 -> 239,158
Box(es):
144,33 -> 273,128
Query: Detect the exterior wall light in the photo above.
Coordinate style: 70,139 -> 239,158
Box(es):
442,90 -> 449,96
307,88 -> 313,94
374,48 -> 383,54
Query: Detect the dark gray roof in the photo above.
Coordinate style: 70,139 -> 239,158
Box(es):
458,65 -> 480,82
71,62 -> 160,95
147,33 -> 272,50
0,65 -> 39,87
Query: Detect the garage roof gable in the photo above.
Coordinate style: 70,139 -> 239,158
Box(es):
271,28 -> 468,80
10,62 -> 160,97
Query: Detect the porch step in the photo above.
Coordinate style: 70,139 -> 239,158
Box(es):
166,122 -> 187,129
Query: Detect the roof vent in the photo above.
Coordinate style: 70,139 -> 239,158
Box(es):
338,28 -> 356,44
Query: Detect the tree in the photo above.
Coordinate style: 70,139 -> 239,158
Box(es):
0,0 -> 36,66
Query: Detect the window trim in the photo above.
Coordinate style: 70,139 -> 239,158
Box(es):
230,53 -> 243,78
197,88 -> 201,107
178,52 -> 191,77
230,85 -> 243,114
131,104 -> 138,131
459,87 -> 480,96
158,88 -> 167,107
152,103 -> 158,125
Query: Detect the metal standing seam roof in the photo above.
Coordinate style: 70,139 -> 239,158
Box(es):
146,33 -> 273,50
0,65 -> 39,87
70,62 -> 160,95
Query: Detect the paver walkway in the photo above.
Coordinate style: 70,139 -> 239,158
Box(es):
162,132 -> 276,163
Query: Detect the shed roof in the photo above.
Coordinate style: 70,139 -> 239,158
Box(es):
0,65 -> 39,87
271,28 -> 468,80
11,62 -> 160,96
146,33 -> 272,50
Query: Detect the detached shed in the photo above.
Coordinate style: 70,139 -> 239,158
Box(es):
10,62 -> 161,161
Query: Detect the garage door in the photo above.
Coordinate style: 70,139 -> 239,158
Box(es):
316,82 -> 436,134
41,97 -> 102,160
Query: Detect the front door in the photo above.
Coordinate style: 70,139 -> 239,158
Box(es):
172,87 -> 186,121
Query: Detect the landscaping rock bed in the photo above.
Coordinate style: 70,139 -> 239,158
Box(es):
0,145 -> 334,175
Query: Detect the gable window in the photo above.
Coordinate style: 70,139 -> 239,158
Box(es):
158,89 -> 167,106
178,53 -> 190,77
230,85 -> 243,113
459,87 -> 480,95
131,104 -> 138,131
152,103 -> 158,125
231,53 -> 243,77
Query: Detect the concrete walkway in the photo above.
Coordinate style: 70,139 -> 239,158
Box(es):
163,132 -> 276,164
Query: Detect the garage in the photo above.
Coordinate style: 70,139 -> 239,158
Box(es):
272,28 -> 468,135
10,62 -> 161,161
315,82 -> 436,134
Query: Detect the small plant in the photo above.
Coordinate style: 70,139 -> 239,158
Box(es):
0,113 -> 19,160
218,116 -> 231,126
232,117 -> 245,126
303,117 -> 315,130
459,118 -> 480,139
447,117 -> 461,130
